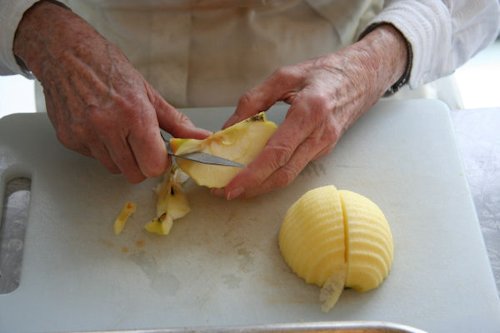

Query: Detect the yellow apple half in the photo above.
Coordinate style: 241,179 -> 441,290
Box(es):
279,185 -> 394,311
170,112 -> 277,188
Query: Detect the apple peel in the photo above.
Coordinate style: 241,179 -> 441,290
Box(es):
145,167 -> 190,236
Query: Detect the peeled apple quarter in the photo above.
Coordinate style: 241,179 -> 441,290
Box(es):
170,112 -> 277,188
340,190 -> 394,292
279,186 -> 346,287
279,185 -> 394,311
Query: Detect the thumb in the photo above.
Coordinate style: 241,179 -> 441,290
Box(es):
224,67 -> 300,128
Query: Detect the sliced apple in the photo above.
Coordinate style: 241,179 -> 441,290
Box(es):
279,185 -> 394,311
170,112 -> 277,188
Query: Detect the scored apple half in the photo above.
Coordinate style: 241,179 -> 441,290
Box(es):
279,185 -> 394,312
170,112 -> 277,188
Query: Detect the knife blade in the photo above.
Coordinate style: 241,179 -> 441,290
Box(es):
161,131 -> 245,168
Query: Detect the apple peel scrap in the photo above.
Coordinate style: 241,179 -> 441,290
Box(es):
279,185 -> 394,312
113,201 -> 137,235
144,167 -> 190,235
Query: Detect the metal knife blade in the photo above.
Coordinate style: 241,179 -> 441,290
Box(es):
161,132 -> 245,168
166,144 -> 245,168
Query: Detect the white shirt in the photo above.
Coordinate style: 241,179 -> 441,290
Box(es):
0,0 -> 498,107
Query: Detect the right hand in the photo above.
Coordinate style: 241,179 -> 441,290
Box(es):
13,0 -> 210,183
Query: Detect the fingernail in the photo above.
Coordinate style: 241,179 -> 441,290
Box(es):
199,128 -> 212,137
227,187 -> 244,200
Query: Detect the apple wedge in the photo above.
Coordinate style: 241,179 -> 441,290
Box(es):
170,112 -> 277,188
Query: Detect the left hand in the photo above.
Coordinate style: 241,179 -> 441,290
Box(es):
214,24 -> 408,199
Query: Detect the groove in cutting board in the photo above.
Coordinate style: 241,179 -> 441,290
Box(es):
0,177 -> 31,294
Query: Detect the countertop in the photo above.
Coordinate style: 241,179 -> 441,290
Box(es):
450,107 -> 500,296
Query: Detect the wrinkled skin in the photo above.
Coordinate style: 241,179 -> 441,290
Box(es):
214,25 -> 408,199
15,1 -> 407,196
14,1 -> 210,183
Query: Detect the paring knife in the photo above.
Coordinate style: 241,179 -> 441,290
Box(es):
161,132 -> 245,168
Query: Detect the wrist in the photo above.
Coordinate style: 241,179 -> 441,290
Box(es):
13,0 -> 75,77
357,24 -> 411,96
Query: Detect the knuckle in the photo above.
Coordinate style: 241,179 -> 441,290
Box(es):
172,110 -> 192,127
237,91 -> 256,108
307,92 -> 332,112
274,165 -> 299,188
269,144 -> 294,169
272,65 -> 295,79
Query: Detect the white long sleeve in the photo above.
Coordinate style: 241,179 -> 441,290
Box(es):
369,0 -> 500,88
0,0 -> 39,76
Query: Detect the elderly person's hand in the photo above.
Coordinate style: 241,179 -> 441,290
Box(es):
13,1 -> 210,183
215,24 -> 408,199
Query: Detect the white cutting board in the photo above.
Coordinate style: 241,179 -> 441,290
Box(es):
0,99 -> 499,332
